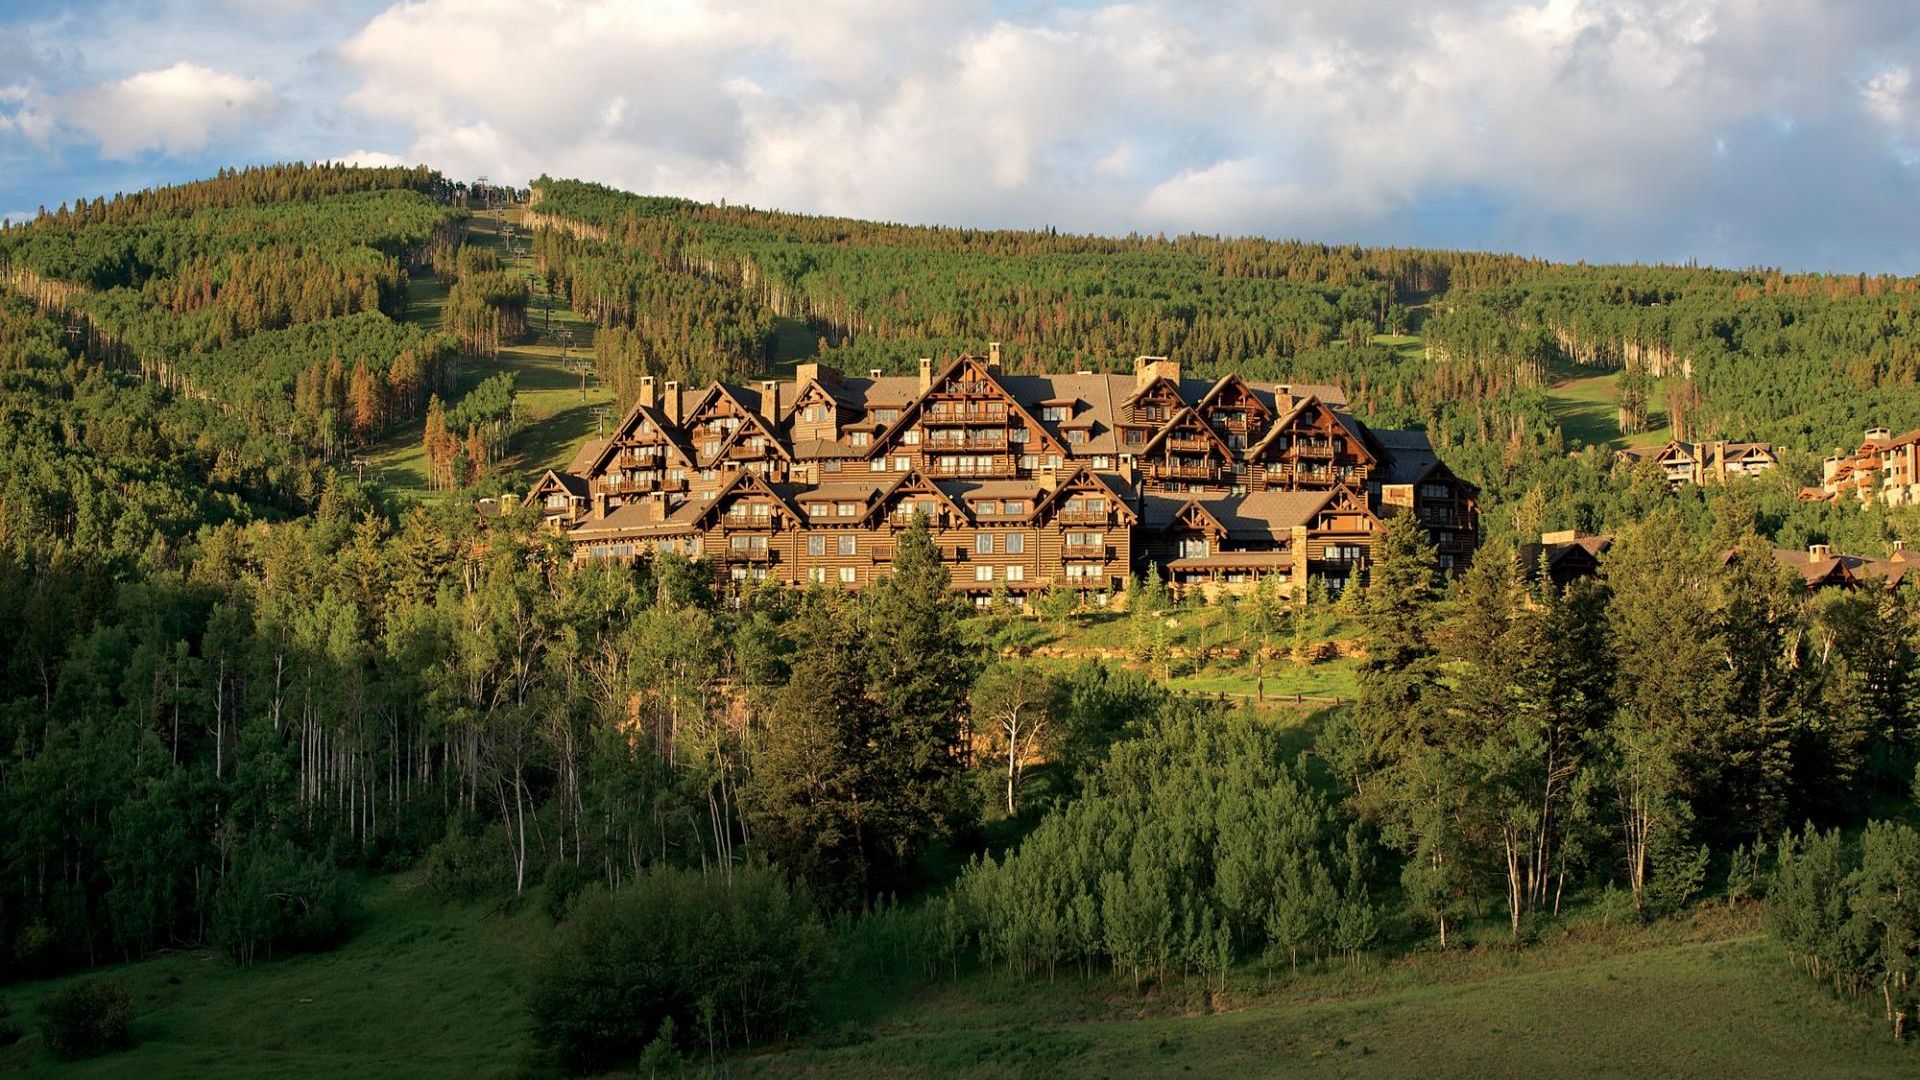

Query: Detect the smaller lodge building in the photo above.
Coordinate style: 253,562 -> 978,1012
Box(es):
1615,439 -> 1777,488
1522,531 -> 1912,592
517,353 -> 1479,599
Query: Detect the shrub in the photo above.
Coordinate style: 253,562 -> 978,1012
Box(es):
37,978 -> 133,1060
527,864 -> 829,1073
540,859 -> 598,923
0,998 -> 21,1047
211,839 -> 359,966
422,818 -> 511,900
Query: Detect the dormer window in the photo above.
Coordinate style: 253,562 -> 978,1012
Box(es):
977,500 -> 1000,515
1042,406 -> 1068,422
1065,429 -> 1087,445
874,408 -> 899,423
851,431 -> 870,447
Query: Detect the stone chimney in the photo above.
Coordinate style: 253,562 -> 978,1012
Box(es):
759,380 -> 781,425
869,368 -> 882,379
638,375 -> 657,409
1134,355 -> 1179,390
988,342 -> 1002,371
663,381 -> 681,426
796,362 -> 841,388
1810,543 -> 1833,562
919,357 -> 933,394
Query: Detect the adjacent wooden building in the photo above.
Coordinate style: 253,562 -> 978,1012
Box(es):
525,354 -> 1478,600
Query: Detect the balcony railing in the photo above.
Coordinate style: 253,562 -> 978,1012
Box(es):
926,430 -> 1008,450
1057,509 -> 1109,524
1158,462 -> 1219,480
927,459 -> 1010,477
1292,441 -> 1334,458
1062,544 -> 1115,561
1166,436 -> 1212,453
924,403 -> 1009,424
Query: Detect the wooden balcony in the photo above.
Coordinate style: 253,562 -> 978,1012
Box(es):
1057,510 -> 1109,525
926,430 -> 1008,450
724,546 -> 777,563
1158,462 -> 1219,480
927,459 -> 1010,477
1166,435 -> 1212,453
1292,441 -> 1335,458
924,403 -> 1009,424
1062,541 -> 1114,561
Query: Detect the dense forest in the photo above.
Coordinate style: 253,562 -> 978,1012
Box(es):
3,167 -> 1920,1068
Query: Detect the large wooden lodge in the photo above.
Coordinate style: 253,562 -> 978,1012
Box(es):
522,352 -> 1478,600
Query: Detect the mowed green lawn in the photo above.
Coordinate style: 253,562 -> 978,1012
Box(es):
4,879 -> 1912,1079
367,208 -> 613,499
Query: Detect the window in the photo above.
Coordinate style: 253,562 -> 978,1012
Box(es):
1125,428 -> 1146,445
728,503 -> 748,519
808,566 -> 828,583
1179,537 -> 1209,559
839,566 -> 857,584
1006,532 -> 1026,554
751,502 -> 769,519
804,405 -> 823,423
808,535 -> 826,556
1065,429 -> 1087,445
895,457 -> 910,472
1419,482 -> 1452,499
851,431 -> 870,447
1326,544 -> 1366,563
976,533 -> 994,555
1008,427 -> 1028,444
869,459 -> 888,473
975,565 -> 995,582
837,502 -> 859,517
838,536 -> 857,556
977,500 -> 999,516
1020,454 -> 1038,471
1006,564 -> 1025,582
704,440 -> 721,456
874,408 -> 899,423
1046,454 -> 1062,470
808,503 -> 830,517
903,430 -> 921,445
1093,456 -> 1112,469
1066,530 -> 1104,549
1042,405 -> 1068,422
1004,499 -> 1026,515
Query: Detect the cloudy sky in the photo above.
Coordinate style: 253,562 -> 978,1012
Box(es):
2,0 -> 1917,271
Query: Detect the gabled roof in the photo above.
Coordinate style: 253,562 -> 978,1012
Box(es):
1139,406 -> 1236,458
585,400 -> 694,475
531,468 -> 589,499
1031,467 -> 1142,524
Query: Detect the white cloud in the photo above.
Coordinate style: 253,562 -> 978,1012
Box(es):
63,62 -> 281,160
330,147 -> 408,167
8,0 -> 1920,268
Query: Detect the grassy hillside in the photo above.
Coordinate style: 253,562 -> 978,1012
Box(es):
0,878 -> 545,1079
4,882 -> 1908,1079
367,209 -> 612,498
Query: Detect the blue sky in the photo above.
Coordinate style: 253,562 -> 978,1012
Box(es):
3,0 -> 1919,272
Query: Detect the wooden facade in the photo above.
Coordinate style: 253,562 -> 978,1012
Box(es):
533,355 -> 1477,598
